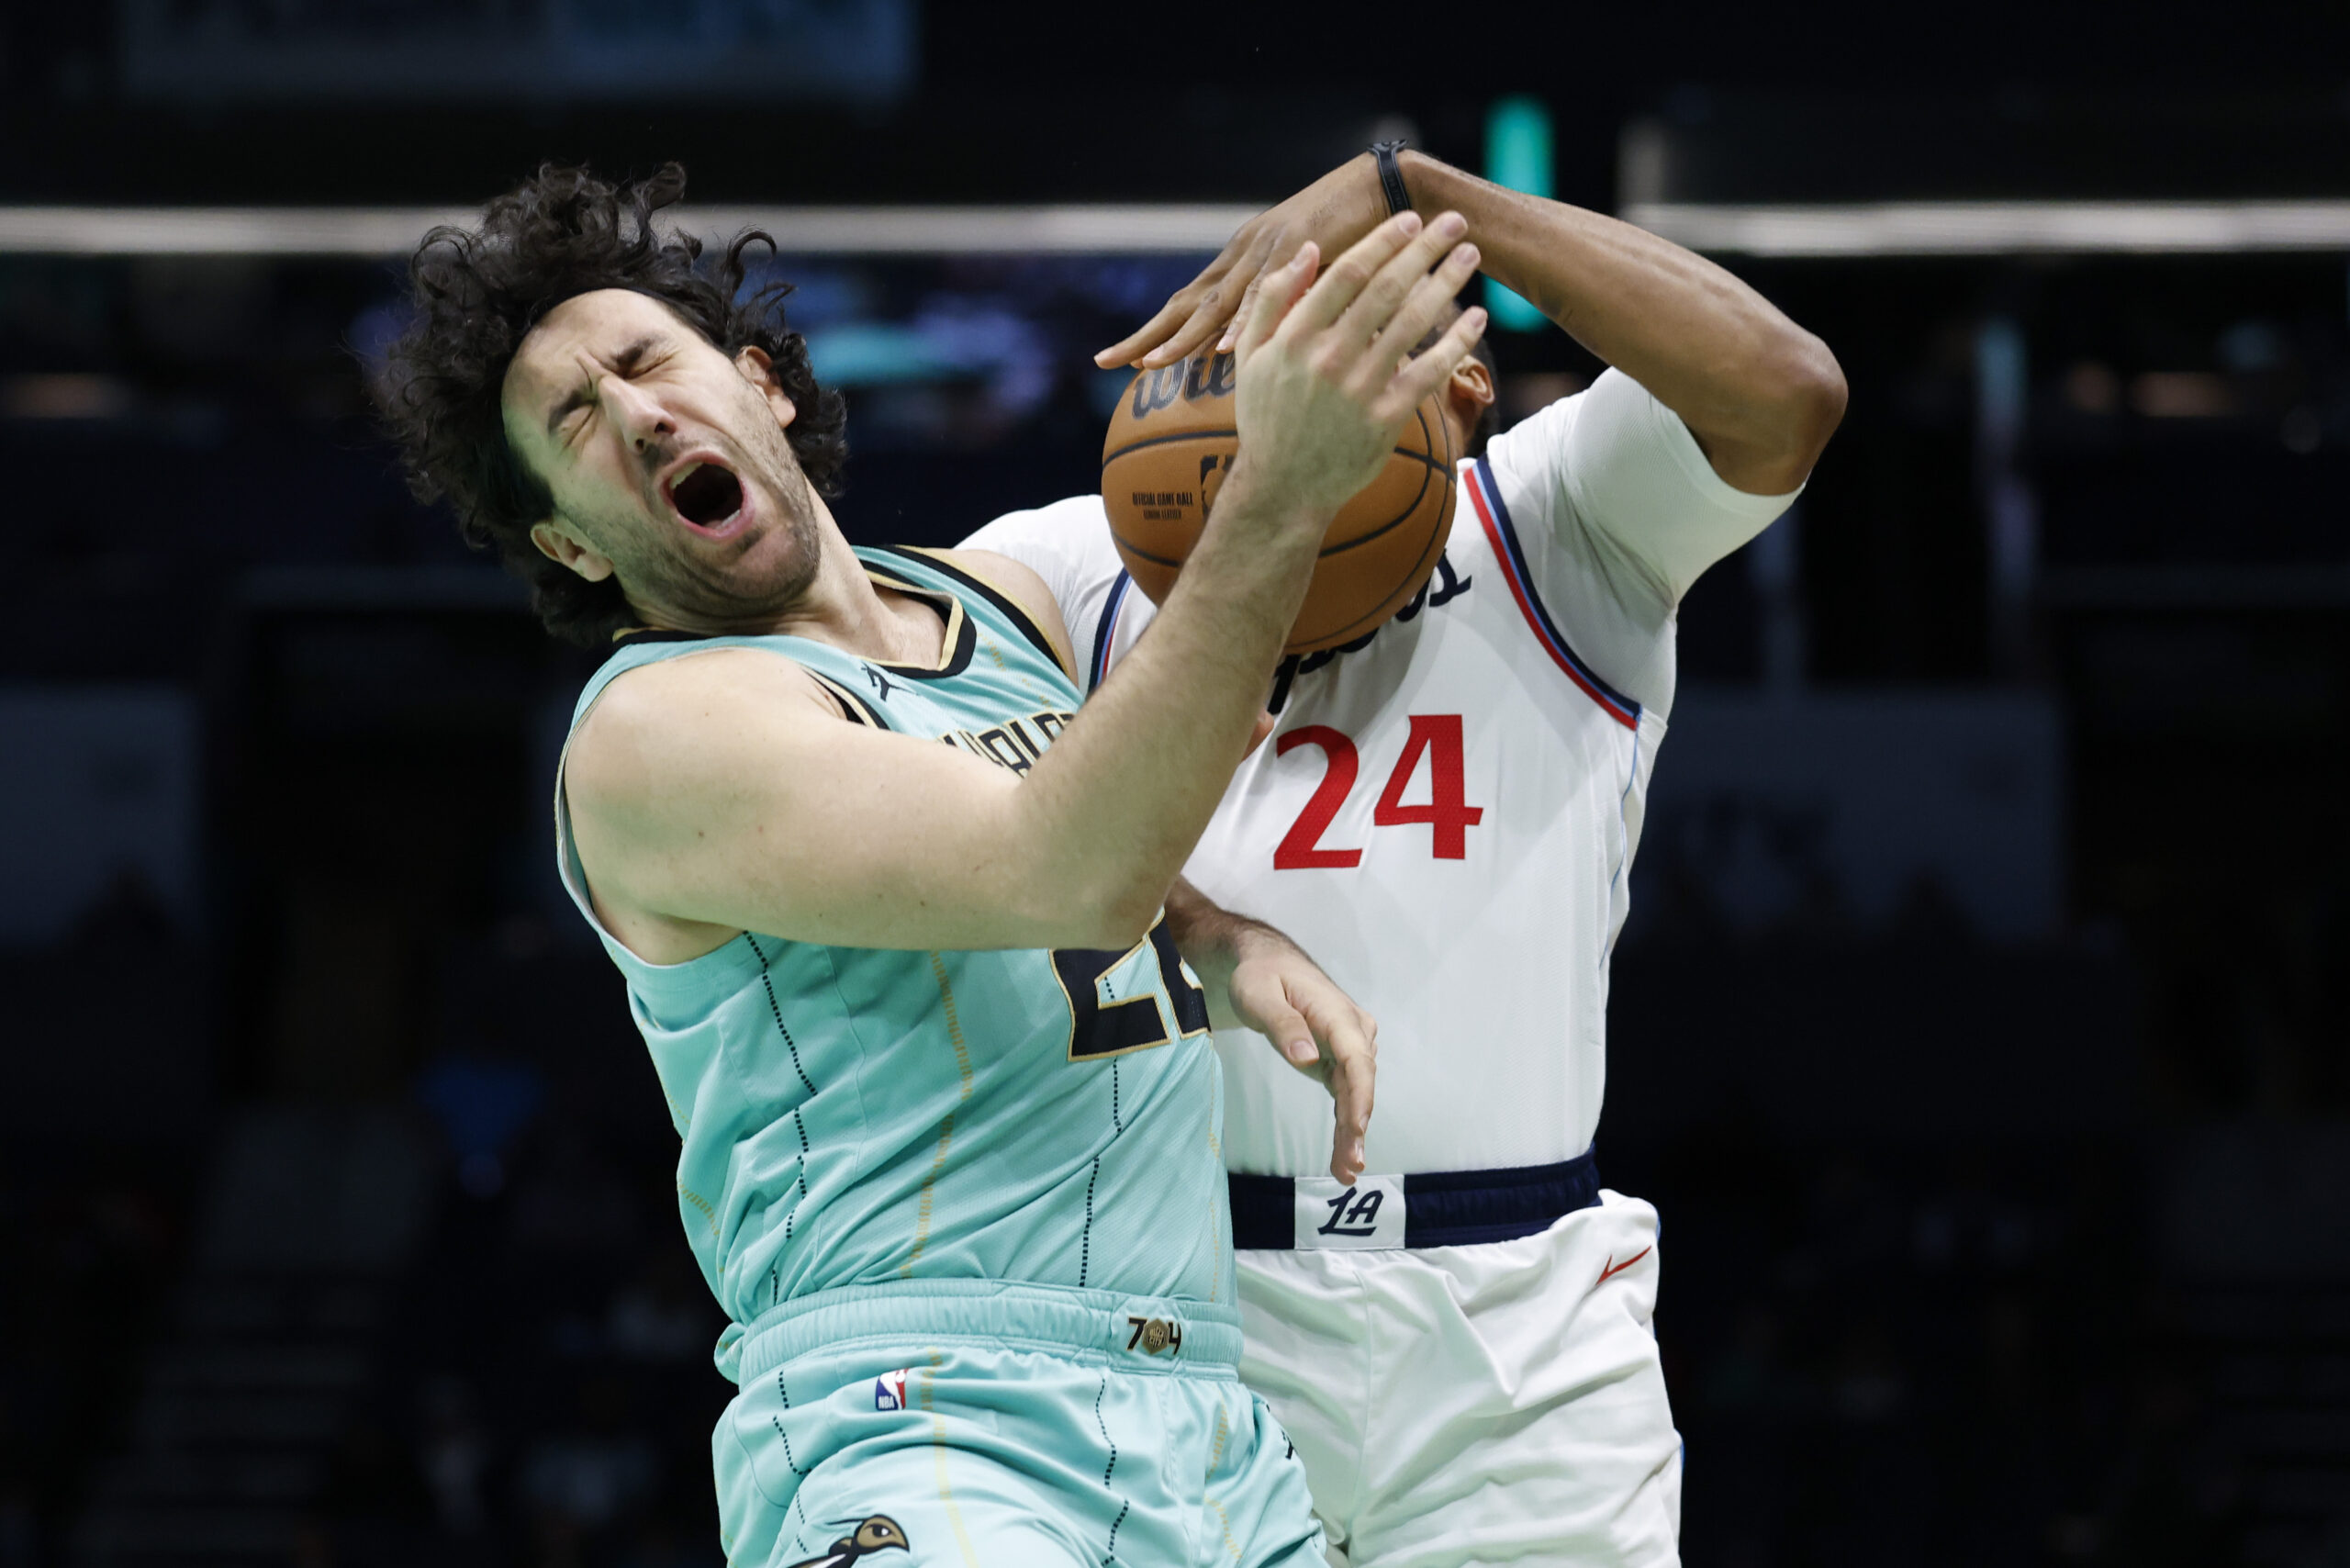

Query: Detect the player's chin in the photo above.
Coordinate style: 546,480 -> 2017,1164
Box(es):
730,518 -> 821,604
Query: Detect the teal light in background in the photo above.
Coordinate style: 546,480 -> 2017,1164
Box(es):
1483,95 -> 1552,332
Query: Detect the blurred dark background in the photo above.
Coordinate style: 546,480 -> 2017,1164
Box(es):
6,3 -> 2349,1565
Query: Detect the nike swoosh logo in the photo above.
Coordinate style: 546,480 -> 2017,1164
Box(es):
1595,1246 -> 1652,1288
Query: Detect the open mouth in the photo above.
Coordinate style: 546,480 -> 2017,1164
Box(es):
666,460 -> 744,530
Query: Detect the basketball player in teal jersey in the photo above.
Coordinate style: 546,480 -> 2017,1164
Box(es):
378,165 -> 1488,1567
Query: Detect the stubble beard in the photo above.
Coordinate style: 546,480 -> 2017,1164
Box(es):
621,412 -> 825,634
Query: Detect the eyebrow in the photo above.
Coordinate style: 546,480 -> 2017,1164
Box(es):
543,331 -> 662,438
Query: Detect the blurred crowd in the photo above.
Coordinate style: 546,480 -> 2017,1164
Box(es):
0,903 -> 2311,1568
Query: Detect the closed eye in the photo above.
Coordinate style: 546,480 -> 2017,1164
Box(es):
547,386 -> 592,445
544,332 -> 665,445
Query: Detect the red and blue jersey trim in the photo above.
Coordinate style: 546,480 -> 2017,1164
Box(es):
1089,569 -> 1134,693
1464,456 -> 1641,729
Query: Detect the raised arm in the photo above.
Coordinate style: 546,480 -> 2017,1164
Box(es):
566,213 -> 1490,958
1102,149 -> 1845,496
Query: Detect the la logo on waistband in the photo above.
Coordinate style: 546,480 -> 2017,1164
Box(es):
1293,1174 -> 1405,1250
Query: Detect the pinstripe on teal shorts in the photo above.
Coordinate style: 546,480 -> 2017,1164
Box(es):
711,1279 -> 1325,1568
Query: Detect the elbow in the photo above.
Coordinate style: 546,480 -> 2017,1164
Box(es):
1071,879 -> 1167,951
1724,332 -> 1846,495
1771,332 -> 1848,470
1020,870 -> 1166,952
996,797 -> 1170,949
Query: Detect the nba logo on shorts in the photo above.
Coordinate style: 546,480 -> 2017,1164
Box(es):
873,1369 -> 910,1412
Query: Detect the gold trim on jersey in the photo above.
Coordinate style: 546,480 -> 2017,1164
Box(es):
805,668 -> 888,729
901,951 -> 978,1279
860,566 -> 972,676
891,544 -> 1080,684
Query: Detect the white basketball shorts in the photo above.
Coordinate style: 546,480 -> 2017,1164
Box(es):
1234,1189 -> 1682,1568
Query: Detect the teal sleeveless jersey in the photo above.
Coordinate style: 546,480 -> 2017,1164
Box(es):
554,545 -> 1232,1337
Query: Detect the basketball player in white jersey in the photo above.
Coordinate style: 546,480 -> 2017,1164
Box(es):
962,145 -> 1844,1566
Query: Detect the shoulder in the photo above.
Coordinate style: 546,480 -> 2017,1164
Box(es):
957,494 -> 1122,584
951,495 -> 1127,676
1478,382 -> 1590,495
569,647 -> 834,800
919,546 -> 1080,681
937,546 -> 1057,617
961,491 -> 1112,543
1491,370 -> 1799,536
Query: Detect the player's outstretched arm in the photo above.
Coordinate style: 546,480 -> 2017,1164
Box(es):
1164,879 -> 1375,1184
566,215 -> 1487,958
1101,150 -> 1845,497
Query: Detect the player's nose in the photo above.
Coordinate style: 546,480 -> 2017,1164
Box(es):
600,372 -> 675,454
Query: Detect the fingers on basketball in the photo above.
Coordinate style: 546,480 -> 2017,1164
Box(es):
1217,277 -> 1263,353
1345,241 -> 1479,413
1378,304 -> 1487,425
1214,234 -> 1286,353
1282,210 -> 1424,341
1102,254 -> 1228,367
1101,333 -> 1458,653
1236,241 -> 1318,359
1331,219 -> 1463,372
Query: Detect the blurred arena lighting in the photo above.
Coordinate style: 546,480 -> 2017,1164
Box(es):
0,205 -> 1257,257
1483,96 -> 1554,330
1,374 -> 135,420
1624,200 -> 2350,255
7,200 -> 2350,258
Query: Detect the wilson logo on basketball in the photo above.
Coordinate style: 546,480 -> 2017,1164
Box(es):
1127,350 -> 1238,419
1102,347 -> 1458,655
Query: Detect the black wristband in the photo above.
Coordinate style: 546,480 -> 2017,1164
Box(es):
1370,140 -> 1412,218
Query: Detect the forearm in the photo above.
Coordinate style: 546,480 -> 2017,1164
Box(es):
1014,461 -> 1325,936
1162,876 -> 1260,1016
1396,151 -> 1843,489
1163,877 -> 1334,1047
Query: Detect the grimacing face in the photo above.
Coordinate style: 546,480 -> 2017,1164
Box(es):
501,288 -> 823,632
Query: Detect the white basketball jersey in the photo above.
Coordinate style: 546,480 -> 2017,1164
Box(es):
964,371 -> 1796,1178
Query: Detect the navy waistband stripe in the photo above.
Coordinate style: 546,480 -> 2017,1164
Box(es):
1227,1149 -> 1602,1251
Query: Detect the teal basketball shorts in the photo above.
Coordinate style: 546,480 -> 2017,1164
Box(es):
711,1279 -> 1326,1568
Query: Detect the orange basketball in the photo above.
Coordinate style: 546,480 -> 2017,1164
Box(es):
1101,349 -> 1457,655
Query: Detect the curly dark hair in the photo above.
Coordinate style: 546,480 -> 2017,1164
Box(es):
377,162 -> 847,646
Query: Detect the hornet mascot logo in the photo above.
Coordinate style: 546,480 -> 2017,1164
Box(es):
788,1515 -> 911,1567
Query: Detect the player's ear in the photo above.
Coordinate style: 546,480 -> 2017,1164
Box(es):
531,519 -> 616,583
1449,355 -> 1496,419
734,345 -> 799,431
1442,357 -> 1496,454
